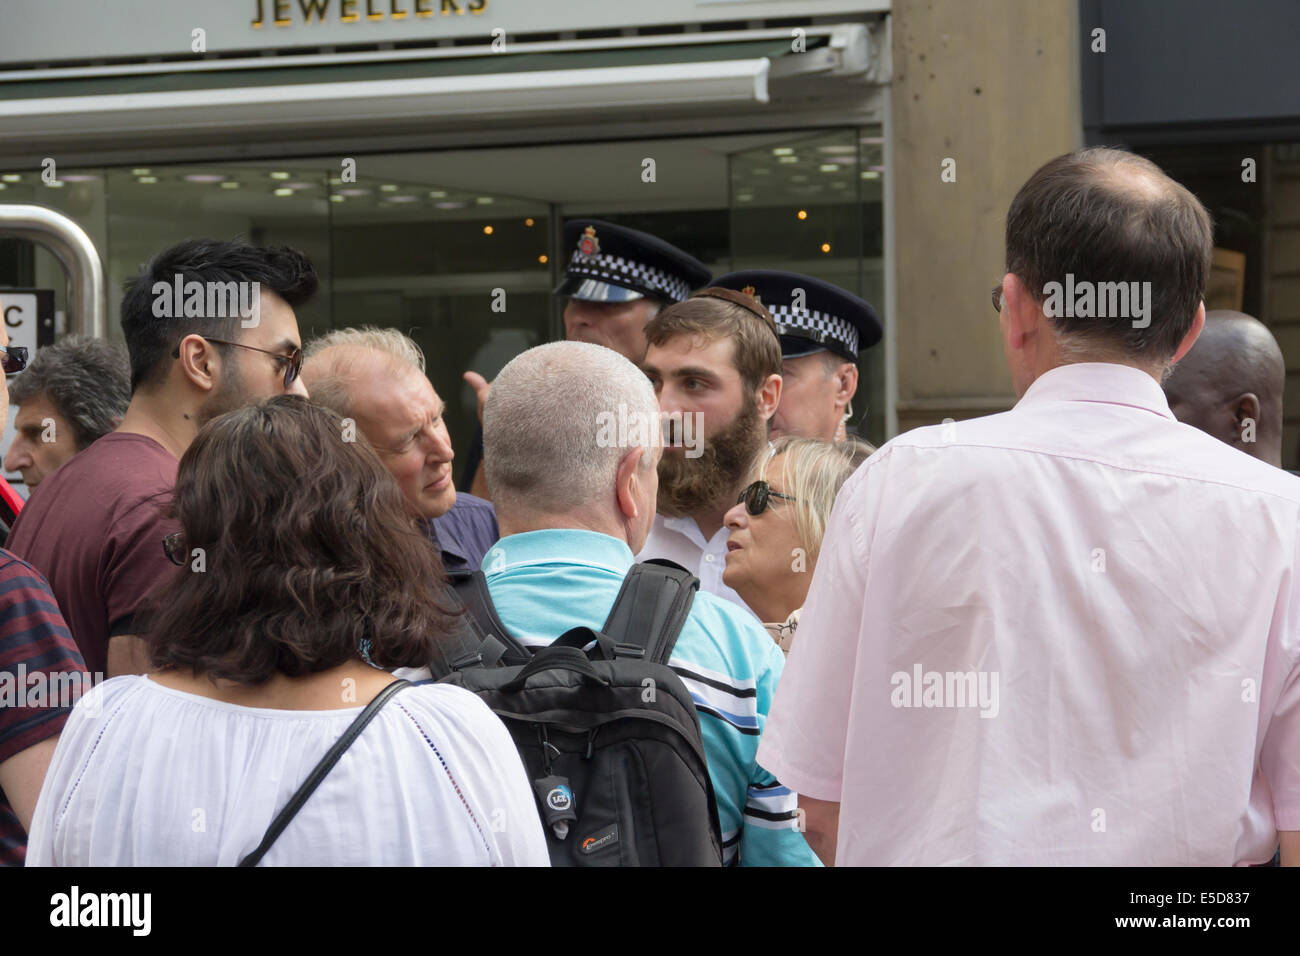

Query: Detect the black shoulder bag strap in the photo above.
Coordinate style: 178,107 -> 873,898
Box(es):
446,570 -> 534,668
599,559 -> 699,665
237,678 -> 412,867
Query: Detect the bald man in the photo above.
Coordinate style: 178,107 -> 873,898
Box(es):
1162,310 -> 1285,468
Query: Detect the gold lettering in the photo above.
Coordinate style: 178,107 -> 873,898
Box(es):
299,0 -> 330,24
468,0 -> 486,11
341,0 -> 359,21
252,0 -> 266,28
415,0 -> 432,15
366,0 -> 384,19
441,0 -> 463,14
390,0 -> 408,18
274,0 -> 292,25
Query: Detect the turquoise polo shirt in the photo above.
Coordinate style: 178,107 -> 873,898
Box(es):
481,528 -> 820,867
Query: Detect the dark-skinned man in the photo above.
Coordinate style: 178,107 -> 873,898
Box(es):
1162,310 -> 1285,468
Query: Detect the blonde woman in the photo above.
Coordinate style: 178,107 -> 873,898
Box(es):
722,437 -> 873,652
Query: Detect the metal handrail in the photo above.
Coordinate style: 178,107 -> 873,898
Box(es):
0,204 -> 104,338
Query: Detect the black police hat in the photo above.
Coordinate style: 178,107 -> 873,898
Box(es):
555,219 -> 711,304
713,269 -> 883,362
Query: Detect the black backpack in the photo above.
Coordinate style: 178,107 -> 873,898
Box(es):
437,560 -> 724,867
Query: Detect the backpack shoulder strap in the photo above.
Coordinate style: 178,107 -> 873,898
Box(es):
599,559 -> 699,665
446,570 -> 533,668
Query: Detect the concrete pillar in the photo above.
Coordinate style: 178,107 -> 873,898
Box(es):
890,0 -> 1082,433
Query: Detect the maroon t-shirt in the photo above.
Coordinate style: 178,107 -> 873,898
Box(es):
6,433 -> 179,677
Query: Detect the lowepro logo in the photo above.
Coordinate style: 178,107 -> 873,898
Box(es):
579,824 -> 618,854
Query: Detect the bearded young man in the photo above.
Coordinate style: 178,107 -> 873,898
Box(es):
637,289 -> 782,617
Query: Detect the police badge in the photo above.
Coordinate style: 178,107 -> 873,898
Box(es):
576,225 -> 601,258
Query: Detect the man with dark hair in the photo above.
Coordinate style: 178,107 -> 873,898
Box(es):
1162,310 -> 1286,468
5,336 -> 131,491
637,289 -> 783,616
760,147 -> 1300,866
7,238 -> 316,680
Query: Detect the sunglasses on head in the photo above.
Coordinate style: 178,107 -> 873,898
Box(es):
737,480 -> 799,516
1,345 -> 29,375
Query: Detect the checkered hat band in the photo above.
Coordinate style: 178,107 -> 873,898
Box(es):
566,251 -> 691,302
767,304 -> 859,354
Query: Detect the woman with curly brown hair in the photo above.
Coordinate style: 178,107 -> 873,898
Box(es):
25,396 -> 548,866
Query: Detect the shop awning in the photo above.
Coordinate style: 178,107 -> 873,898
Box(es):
0,28 -> 875,159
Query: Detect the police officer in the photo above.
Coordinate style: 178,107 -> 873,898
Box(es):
713,270 -> 882,442
461,219 -> 711,496
555,219 -> 712,363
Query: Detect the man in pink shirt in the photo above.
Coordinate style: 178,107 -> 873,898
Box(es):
758,147 -> 1300,866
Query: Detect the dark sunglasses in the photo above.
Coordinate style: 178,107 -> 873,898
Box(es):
202,337 -> 303,389
163,531 -> 186,566
991,284 -> 1004,313
737,480 -> 799,516
1,344 -> 29,375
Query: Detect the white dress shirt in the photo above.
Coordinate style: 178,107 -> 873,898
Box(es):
759,362 -> 1300,866
638,513 -> 758,618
